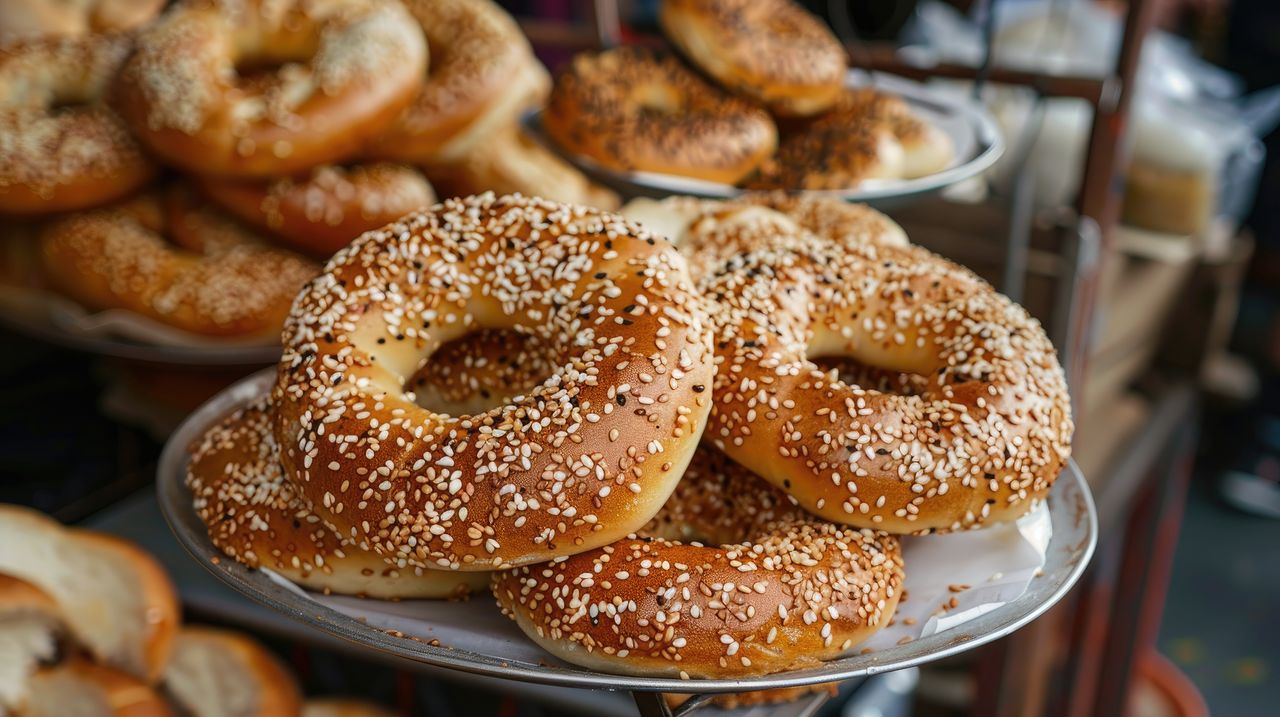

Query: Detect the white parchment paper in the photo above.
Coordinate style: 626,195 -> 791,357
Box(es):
261,502 -> 1051,667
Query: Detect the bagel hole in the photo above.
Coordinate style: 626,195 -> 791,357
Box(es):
811,355 -> 928,397
404,329 -> 561,417
634,83 -> 684,115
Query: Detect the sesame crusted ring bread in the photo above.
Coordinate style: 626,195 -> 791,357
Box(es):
809,88 -> 954,179
0,33 -> 157,215
272,194 -> 716,571
39,192 -> 319,339
492,448 -> 904,678
425,126 -> 620,211
163,627 -> 302,717
188,396 -> 490,598
688,209 -> 1073,533
366,0 -> 550,165
0,504 -> 179,682
196,163 -> 437,258
620,193 -> 908,257
544,47 -> 777,185
116,0 -> 427,178
17,660 -> 173,717
0,0 -> 165,42
660,0 -> 847,117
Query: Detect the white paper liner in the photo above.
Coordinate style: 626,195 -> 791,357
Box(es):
259,501 -> 1051,670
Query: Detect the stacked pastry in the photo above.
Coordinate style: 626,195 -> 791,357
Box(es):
0,0 -> 614,343
0,503 -> 404,717
544,0 -> 955,190
184,193 -> 1074,693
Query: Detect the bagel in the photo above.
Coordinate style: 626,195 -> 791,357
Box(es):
117,0 -> 427,178
16,660 -> 173,717
0,504 -> 179,681
0,0 -> 165,42
40,193 -> 319,338
746,122 -> 904,190
304,700 -> 398,717
620,193 -> 907,256
544,47 -> 777,184
493,448 -> 904,678
366,0 -> 550,165
0,33 -> 157,214
424,127 -> 620,211
188,396 -> 489,598
686,208 -> 1072,533
660,0 -> 847,117
163,627 -> 302,717
272,194 -> 716,571
809,88 -> 954,179
196,163 -> 437,258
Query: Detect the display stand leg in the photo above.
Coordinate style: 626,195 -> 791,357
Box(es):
632,691 -> 712,717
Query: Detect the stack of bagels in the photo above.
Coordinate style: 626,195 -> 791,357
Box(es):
0,504 -> 395,717
0,0 -> 615,342
184,191 -> 1074,692
544,0 -> 955,189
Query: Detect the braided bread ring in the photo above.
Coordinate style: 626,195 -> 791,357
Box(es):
689,209 -> 1072,533
272,194 -> 715,571
493,448 -> 903,677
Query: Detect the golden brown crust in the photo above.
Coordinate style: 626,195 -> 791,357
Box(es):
0,0 -> 165,42
273,194 -> 716,571
116,0 -> 427,177
0,505 -> 180,682
39,192 -> 319,338
367,0 -> 549,164
425,127 -> 620,211
688,210 -> 1073,533
188,397 -> 489,598
197,163 -> 437,258
303,699 -> 398,717
19,660 -> 174,717
660,0 -> 846,117
805,88 -> 954,179
0,33 -> 157,214
746,122 -> 904,190
164,627 -> 302,717
544,47 -> 777,185
492,448 -> 903,678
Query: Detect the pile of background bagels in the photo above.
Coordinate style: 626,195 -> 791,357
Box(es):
0,0 -> 616,341
185,192 -> 1074,686
0,504 -> 395,717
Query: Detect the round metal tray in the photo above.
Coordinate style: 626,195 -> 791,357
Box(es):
523,71 -> 1004,207
158,370 -> 1095,694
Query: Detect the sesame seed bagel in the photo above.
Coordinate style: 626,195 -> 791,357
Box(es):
425,126 -> 620,211
746,121 -> 904,190
660,0 -> 847,117
188,397 -> 489,598
809,88 -> 954,179
272,194 -> 716,571
689,213 -> 1073,533
621,193 -> 908,258
0,0 -> 165,42
492,448 -> 904,678
544,47 -> 777,185
0,33 -> 157,215
366,0 -> 550,165
196,163 -> 437,258
40,192 -> 318,338
116,0 -> 427,178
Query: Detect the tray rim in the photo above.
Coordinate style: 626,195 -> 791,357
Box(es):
522,70 -> 1005,205
157,369 -> 1096,694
